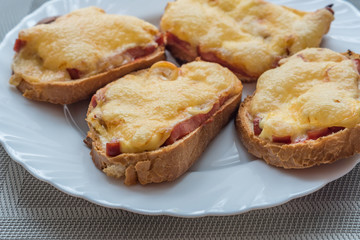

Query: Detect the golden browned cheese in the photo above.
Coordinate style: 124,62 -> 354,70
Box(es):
160,0 -> 334,77
250,48 -> 360,141
87,61 -> 242,153
10,7 -> 159,85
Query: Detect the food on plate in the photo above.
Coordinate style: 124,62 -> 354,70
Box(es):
85,60 -> 243,185
160,0 -> 334,82
236,48 -> 360,168
9,7 -> 165,104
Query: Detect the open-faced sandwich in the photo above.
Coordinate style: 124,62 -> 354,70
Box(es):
85,60 -> 243,185
236,48 -> 360,168
10,7 -> 165,104
160,0 -> 334,82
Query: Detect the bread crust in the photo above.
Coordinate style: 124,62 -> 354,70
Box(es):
236,94 -> 360,169
87,89 -> 242,185
11,48 -> 165,104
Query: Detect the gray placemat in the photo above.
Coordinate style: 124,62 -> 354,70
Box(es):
1,145 -> 360,239
1,0 -> 360,239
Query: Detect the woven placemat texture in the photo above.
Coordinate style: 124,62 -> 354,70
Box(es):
1,145 -> 360,239
1,0 -> 360,239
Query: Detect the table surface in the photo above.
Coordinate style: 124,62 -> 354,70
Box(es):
1,0 -> 360,239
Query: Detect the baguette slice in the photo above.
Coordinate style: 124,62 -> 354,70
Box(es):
236,49 -> 360,168
85,61 -> 243,185
10,7 -> 165,104
160,0 -> 334,82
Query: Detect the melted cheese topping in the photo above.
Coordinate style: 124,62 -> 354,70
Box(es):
250,48 -> 360,141
160,0 -> 334,77
87,61 -> 242,153
11,7 -> 159,83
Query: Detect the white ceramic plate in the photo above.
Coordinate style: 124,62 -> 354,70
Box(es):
1,0 -> 360,217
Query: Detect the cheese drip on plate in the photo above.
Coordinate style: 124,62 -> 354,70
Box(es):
250,48 -> 360,142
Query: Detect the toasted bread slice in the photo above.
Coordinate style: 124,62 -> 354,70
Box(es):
10,7 -> 165,104
85,61 -> 243,185
236,48 -> 360,168
160,0 -> 334,82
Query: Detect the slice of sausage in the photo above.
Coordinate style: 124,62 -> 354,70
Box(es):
197,47 -> 255,78
106,140 -> 121,157
13,39 -> 26,53
272,135 -> 291,144
66,68 -> 80,80
164,96 -> 228,145
253,117 -> 262,136
165,32 -> 192,54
